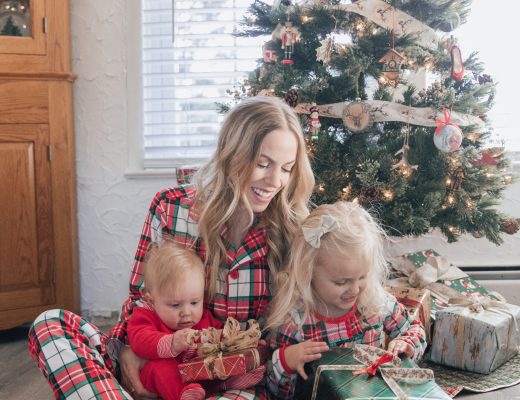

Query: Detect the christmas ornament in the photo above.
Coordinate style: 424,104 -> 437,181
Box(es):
500,218 -> 520,235
262,43 -> 277,63
359,186 -> 381,204
379,48 -> 405,87
342,99 -> 374,132
316,36 -> 334,64
450,44 -> 464,81
280,20 -> 299,65
284,89 -> 299,107
434,106 -> 463,153
306,103 -> 321,141
392,144 -> 418,176
445,167 -> 466,199
470,147 -> 504,167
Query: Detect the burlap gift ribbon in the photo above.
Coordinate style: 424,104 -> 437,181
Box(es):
310,344 -> 435,400
387,254 -> 466,304
186,317 -> 262,380
447,295 -> 520,369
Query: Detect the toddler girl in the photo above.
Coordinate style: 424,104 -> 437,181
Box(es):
265,201 -> 427,399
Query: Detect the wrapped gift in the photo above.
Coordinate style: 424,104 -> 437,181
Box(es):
429,296 -> 520,374
179,317 -> 269,383
386,286 -> 432,343
294,344 -> 451,400
178,345 -> 268,383
387,249 -> 501,317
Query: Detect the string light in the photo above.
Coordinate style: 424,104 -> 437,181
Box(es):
382,189 -> 394,201
504,175 -> 513,185
318,184 -> 325,192
445,177 -> 452,186
447,195 -> 455,204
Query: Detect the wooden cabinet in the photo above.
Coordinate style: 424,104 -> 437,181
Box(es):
0,0 -> 78,329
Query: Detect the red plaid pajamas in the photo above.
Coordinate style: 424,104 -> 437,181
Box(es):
29,185 -> 271,399
266,295 -> 427,399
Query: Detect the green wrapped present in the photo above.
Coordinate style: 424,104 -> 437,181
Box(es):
387,249 -> 501,317
294,344 -> 451,400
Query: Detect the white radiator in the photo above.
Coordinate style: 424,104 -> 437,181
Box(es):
467,269 -> 520,305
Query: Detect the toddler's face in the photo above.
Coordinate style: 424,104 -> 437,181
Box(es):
151,274 -> 205,331
312,252 -> 369,318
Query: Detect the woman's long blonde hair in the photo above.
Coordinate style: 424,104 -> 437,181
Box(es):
266,201 -> 389,331
193,96 -> 315,299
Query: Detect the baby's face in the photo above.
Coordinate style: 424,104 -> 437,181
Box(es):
151,275 -> 205,331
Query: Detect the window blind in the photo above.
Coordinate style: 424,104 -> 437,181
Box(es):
142,0 -> 265,168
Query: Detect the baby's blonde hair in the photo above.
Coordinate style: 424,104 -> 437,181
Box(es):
143,239 -> 205,298
266,201 -> 389,331
193,96 -> 314,299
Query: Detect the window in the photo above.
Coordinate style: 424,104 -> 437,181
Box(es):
141,0 -> 266,169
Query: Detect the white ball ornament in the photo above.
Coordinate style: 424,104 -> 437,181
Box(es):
434,123 -> 463,153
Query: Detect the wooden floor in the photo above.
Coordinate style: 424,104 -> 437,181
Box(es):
0,326 -> 54,399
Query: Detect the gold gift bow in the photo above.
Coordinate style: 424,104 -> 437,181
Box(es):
387,254 -> 466,305
310,344 -> 434,400
196,317 -> 261,357
185,317 -> 262,381
448,295 -> 520,369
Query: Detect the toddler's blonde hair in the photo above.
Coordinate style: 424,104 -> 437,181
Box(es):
266,201 -> 389,331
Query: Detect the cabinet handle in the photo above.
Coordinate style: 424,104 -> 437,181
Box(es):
43,17 -> 48,33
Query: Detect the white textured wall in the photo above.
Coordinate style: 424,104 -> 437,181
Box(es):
71,1 -> 520,317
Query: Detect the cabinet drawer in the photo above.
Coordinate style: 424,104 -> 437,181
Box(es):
0,80 -> 48,123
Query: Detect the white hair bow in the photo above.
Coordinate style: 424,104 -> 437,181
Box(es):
302,215 -> 340,249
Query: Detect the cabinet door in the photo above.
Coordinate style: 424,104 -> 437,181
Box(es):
0,124 -> 54,312
0,0 -> 46,55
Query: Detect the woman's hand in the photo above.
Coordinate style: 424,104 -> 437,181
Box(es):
283,341 -> 329,380
387,339 -> 413,358
119,346 -> 158,399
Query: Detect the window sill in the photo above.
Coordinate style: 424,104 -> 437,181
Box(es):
124,168 -> 177,179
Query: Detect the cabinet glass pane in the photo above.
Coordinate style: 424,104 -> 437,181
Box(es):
0,1 -> 31,37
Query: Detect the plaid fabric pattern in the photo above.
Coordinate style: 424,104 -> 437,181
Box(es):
266,294 -> 426,399
28,185 -> 271,399
28,309 -> 131,399
110,185 -> 271,344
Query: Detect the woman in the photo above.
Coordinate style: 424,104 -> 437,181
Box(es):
29,96 -> 315,399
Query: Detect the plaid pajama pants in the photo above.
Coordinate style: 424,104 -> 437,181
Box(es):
28,310 -> 267,400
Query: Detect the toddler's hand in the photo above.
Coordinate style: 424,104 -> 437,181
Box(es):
284,341 -> 329,380
172,328 -> 197,354
387,339 -> 413,358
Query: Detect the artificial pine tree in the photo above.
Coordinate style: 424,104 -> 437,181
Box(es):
226,0 -> 518,244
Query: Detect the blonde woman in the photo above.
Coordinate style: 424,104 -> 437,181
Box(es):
29,96 -> 315,400
265,201 -> 427,399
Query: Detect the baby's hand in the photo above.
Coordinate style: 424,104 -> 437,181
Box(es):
387,339 -> 413,358
172,328 -> 197,354
284,341 -> 329,380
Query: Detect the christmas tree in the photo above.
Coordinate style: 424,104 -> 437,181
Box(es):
223,0 -> 518,244
1,16 -> 22,36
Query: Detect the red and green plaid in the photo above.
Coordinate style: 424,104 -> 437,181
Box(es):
266,295 -> 427,399
29,185 -> 271,399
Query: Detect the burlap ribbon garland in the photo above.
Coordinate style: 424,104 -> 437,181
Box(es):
310,344 -> 435,400
447,295 -> 520,368
187,317 -> 261,380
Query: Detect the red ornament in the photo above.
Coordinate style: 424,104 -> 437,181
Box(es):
450,45 -> 464,81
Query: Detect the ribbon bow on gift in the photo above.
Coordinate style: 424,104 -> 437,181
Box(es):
310,345 -> 434,400
187,318 -> 262,380
302,215 -> 340,249
387,253 -> 465,304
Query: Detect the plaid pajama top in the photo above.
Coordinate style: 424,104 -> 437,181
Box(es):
109,185 -> 272,350
266,294 -> 427,399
